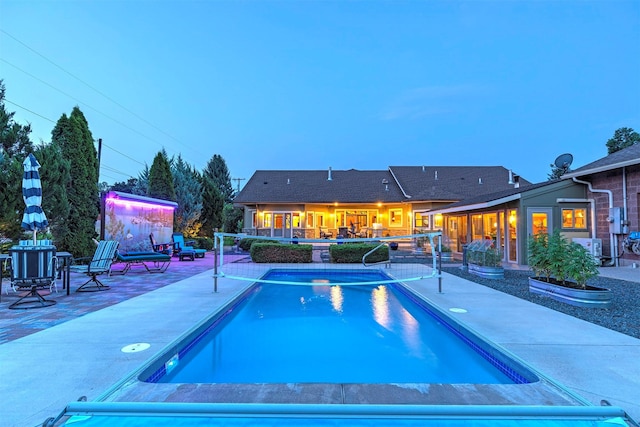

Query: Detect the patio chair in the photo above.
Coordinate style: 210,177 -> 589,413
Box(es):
70,240 -> 119,292
149,233 -> 174,255
319,227 -> 333,239
5,245 -> 57,309
171,233 -> 206,261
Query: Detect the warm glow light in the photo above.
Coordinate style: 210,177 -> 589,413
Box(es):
330,286 -> 343,313
106,197 -> 175,211
377,202 -> 382,207
372,285 -> 390,329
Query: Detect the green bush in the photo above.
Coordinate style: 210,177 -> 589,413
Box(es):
238,237 -> 265,251
193,237 -> 214,250
330,243 -> 389,263
222,236 -> 236,246
250,242 -> 312,263
528,231 -> 599,288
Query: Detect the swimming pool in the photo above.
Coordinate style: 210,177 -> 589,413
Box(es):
97,268 -> 592,408
55,267 -> 634,426
146,270 -> 525,384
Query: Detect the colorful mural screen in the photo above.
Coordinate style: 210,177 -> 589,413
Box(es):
102,191 -> 177,253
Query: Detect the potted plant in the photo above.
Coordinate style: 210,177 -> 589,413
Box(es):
467,239 -> 504,279
527,231 -> 610,308
438,243 -> 453,261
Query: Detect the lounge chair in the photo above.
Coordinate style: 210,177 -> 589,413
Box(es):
171,233 -> 206,261
5,245 -> 57,309
70,240 -> 119,292
111,250 -> 171,274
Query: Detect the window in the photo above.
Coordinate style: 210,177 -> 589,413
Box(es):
307,212 -> 315,228
251,211 -> 257,228
389,208 -> 403,227
415,212 -> 430,228
263,213 -> 272,228
562,208 -> 587,229
434,214 -> 443,229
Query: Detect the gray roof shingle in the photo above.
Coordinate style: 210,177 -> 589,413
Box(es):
389,166 -> 532,201
234,169 -> 405,204
235,166 -> 532,204
563,144 -> 640,178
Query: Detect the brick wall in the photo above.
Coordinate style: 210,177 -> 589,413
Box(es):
586,164 -> 640,264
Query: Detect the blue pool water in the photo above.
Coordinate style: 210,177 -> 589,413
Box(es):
145,270 -> 527,384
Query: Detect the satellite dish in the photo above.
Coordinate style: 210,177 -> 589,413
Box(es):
554,153 -> 573,169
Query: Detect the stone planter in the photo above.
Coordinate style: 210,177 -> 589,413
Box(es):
528,277 -> 612,308
468,263 -> 504,279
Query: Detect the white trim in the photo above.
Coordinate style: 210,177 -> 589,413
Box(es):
426,194 -> 521,215
562,159 -> 640,179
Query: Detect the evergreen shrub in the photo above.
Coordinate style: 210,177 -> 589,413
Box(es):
250,242 -> 312,263
330,243 -> 389,263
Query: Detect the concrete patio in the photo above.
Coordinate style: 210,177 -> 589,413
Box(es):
0,254 -> 638,426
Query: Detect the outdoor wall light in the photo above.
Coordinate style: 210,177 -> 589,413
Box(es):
105,197 -> 176,211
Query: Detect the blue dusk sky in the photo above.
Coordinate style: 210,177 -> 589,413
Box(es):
1,0 -> 639,189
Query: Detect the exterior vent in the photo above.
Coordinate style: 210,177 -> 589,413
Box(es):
328,167 -> 332,181
478,178 -> 483,184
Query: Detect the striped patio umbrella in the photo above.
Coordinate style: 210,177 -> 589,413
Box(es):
21,153 -> 49,244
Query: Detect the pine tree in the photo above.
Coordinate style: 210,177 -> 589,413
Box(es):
35,142 -> 71,244
205,154 -> 235,202
52,107 -> 100,257
133,166 -> 150,196
200,177 -> 224,237
0,80 -> 35,240
172,154 -> 203,236
148,150 -> 176,201
606,127 -> 639,154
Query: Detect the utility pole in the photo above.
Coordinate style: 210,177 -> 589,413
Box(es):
233,177 -> 246,193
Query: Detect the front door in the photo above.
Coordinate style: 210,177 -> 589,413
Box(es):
528,208 -> 552,237
274,214 -> 284,237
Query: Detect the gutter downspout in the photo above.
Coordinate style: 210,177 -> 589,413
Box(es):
572,177 -> 617,267
622,167 -> 628,234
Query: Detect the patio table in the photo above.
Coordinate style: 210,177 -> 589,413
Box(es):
55,251 -> 73,295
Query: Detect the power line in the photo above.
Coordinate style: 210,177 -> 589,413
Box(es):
2,60 -> 171,153
3,99 -> 55,123
5,99 -> 139,180
1,29 -> 207,159
101,142 -> 146,167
